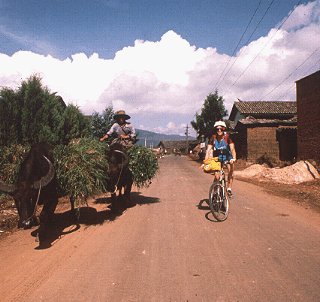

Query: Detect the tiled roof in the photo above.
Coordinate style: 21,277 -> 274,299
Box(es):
234,101 -> 296,115
238,116 -> 297,126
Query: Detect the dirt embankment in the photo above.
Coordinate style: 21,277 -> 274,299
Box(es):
235,160 -> 320,211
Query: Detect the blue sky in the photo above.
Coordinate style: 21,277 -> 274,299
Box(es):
1,0 -> 302,58
1,0 -> 320,135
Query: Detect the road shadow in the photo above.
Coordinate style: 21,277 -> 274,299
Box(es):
197,199 -> 220,222
30,191 -> 160,250
95,191 -> 160,207
197,198 -> 210,210
32,205 -> 112,250
130,191 -> 160,205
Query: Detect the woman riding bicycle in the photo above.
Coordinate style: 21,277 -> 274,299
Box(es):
205,121 -> 236,196
100,110 -> 136,148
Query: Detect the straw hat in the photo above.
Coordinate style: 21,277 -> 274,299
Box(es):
114,110 -> 130,120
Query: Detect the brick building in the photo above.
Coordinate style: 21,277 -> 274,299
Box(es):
229,101 -> 297,162
296,70 -> 320,163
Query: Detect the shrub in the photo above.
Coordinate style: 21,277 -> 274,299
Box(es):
0,141 -> 159,207
128,145 -> 159,188
54,138 -> 109,207
0,144 -> 30,183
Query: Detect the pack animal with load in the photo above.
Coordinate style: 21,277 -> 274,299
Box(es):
0,143 -> 59,244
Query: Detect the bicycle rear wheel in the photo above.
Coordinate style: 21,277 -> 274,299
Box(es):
209,181 -> 229,221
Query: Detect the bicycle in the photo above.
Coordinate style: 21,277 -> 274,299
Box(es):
208,152 -> 231,221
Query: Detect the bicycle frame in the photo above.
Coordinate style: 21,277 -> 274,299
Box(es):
208,159 -> 230,221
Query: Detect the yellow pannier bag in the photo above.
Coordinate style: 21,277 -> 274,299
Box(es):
203,157 -> 221,172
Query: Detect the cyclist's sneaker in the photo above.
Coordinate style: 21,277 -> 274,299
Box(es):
227,188 -> 232,196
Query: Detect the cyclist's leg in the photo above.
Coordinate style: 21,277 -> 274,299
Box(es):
227,163 -> 234,194
214,171 -> 220,182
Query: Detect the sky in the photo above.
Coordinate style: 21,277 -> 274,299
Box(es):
0,0 -> 320,136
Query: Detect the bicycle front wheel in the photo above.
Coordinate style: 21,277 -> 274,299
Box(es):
209,181 -> 229,221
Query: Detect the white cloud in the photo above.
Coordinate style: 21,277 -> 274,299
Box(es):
282,1 -> 320,31
152,122 -> 187,136
0,1 -> 320,134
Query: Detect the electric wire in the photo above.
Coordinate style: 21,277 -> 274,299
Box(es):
259,47 -> 320,101
216,0 -> 275,92
274,59 -> 320,102
222,0 -> 303,94
213,0 -> 262,91
243,0 -> 276,49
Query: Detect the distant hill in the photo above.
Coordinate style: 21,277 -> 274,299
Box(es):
135,129 -> 196,147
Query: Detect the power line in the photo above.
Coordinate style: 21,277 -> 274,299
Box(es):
274,81 -> 295,102
216,0 -> 276,92
185,124 -> 189,154
242,0 -> 275,47
304,57 -> 320,75
213,0 -> 262,91
223,0 -> 303,94
274,61 -> 320,102
259,47 -> 320,101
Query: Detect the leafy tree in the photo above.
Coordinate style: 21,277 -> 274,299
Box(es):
0,88 -> 22,146
19,75 -> 48,144
191,91 -> 228,139
62,104 -> 90,144
0,75 -> 90,146
90,106 -> 114,138
0,75 -> 66,145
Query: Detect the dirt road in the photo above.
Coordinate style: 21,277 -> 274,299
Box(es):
1,155 -> 320,302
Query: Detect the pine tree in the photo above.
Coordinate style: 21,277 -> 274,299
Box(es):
191,91 -> 228,139
62,104 -> 90,144
0,88 -> 22,146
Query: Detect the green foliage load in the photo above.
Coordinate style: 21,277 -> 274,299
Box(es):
54,138 -> 109,207
0,145 -> 30,183
128,145 -> 159,188
0,142 -> 159,205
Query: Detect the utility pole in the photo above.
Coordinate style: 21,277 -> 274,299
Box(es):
185,124 -> 189,154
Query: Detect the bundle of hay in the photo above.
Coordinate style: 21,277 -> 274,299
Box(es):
0,140 -> 159,206
128,145 -> 159,188
0,145 -> 30,183
54,138 -> 109,206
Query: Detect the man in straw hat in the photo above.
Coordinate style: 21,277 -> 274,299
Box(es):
100,110 -> 136,147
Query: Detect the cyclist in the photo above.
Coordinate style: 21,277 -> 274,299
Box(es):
100,110 -> 136,148
205,121 -> 236,196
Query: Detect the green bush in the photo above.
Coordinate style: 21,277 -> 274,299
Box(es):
0,141 -> 159,206
128,145 -> 159,188
54,138 -> 109,207
0,144 -> 30,183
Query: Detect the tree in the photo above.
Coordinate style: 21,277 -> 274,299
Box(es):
62,104 -> 90,144
0,88 -> 22,146
12,75 -> 65,145
0,75 -> 90,146
35,93 -> 66,144
90,106 -> 114,138
191,91 -> 228,139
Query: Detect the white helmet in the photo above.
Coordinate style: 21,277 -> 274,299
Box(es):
214,121 -> 227,128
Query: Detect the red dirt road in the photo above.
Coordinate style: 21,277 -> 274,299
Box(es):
1,155 -> 320,301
